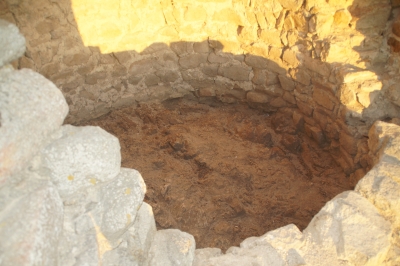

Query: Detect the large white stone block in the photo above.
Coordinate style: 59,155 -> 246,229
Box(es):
0,20 -> 25,67
0,67 -> 68,184
193,248 -> 222,266
145,229 -> 196,266
356,161 -> 400,227
41,125 -> 121,198
102,202 -> 157,266
302,191 -> 392,266
0,176 -> 63,265
240,224 -> 305,265
59,168 -> 146,265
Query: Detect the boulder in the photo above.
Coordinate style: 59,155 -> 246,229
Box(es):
0,19 -> 25,67
0,67 -> 68,184
59,168 -> 146,265
0,176 -> 63,265
145,229 -> 196,266
102,202 -> 157,266
40,125 -> 121,198
302,191 -> 392,266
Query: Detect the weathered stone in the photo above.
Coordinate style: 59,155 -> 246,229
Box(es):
156,70 -> 180,83
303,56 -> 331,77
283,91 -> 297,105
198,87 -> 216,97
339,132 -> 359,156
356,161 -> 400,227
0,178 -> 63,266
188,78 -> 215,89
179,54 -> 208,69
85,71 -> 107,85
333,9 -> 352,27
304,124 -> 325,145
218,65 -> 251,81
270,97 -> 287,108
41,125 -> 121,198
193,248 -> 222,266
296,99 -> 314,117
282,49 -> 299,67
290,68 -> 311,86
99,168 -> 146,239
226,245 -> 286,265
113,51 -> 132,64
279,75 -> 295,91
0,68 -> 68,182
193,41 -> 209,53
112,65 -> 127,77
246,91 -> 270,103
0,19 -> 25,67
303,191 -> 392,266
128,76 -> 142,85
264,84 -> 284,97
368,121 -> 400,165
145,229 -> 195,266
102,203 -> 157,266
244,54 -> 269,69
293,111 -> 304,131
259,29 -> 283,47
386,84 -> 400,107
252,69 -> 266,85
129,58 -> 158,75
63,53 -> 90,67
279,0 -> 303,11
266,71 -> 279,85
201,64 -> 219,77
145,73 -> 161,86
208,52 -> 229,64
170,42 -> 189,56
313,86 -> 336,111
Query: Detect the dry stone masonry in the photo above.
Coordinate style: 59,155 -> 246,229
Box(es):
0,0 -> 400,264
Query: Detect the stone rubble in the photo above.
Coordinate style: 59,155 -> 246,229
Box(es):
0,0 -> 400,264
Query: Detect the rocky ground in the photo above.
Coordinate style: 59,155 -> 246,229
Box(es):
78,97 -> 354,251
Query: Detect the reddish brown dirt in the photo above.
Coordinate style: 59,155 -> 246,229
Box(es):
78,97 -> 354,251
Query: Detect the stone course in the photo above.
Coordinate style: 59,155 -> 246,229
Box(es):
1,0 -> 400,264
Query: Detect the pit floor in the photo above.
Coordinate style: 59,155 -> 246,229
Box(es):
78,97 -> 354,251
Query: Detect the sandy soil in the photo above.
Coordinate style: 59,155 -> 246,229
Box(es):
78,97 -> 354,251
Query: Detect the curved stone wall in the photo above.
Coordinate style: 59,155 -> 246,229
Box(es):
1,20 -> 400,265
1,0 -> 400,179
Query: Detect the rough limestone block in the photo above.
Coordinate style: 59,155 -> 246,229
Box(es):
241,224 -> 304,251
59,168 -> 146,265
58,230 -> 99,266
368,121 -> 400,165
356,161 -> 400,227
227,245 -> 286,266
240,224 -> 305,265
0,67 -> 68,183
100,168 -> 146,239
103,203 -> 157,266
193,248 -> 222,266
41,125 -> 121,198
302,191 -> 392,266
0,177 -> 63,265
0,20 -> 25,67
145,229 -> 195,266
206,253 -> 261,266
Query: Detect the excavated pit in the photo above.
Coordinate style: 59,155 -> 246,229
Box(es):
78,96 -> 355,251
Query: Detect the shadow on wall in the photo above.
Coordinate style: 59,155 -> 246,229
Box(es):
1,0 -> 400,178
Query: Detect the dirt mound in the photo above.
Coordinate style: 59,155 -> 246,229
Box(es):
79,97 -> 353,251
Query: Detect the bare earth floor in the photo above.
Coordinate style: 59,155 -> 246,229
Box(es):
79,97 -> 354,251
